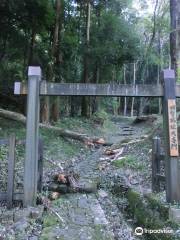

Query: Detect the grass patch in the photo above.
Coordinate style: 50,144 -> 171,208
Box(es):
0,117 -> 25,140
55,117 -> 102,137
112,155 -> 145,171
43,214 -> 59,227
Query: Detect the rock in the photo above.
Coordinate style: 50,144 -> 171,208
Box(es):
98,190 -> 108,198
169,207 -> 180,223
0,210 -> 14,224
89,200 -> 108,225
29,206 -> 44,219
13,218 -> 29,232
0,225 -> 6,239
175,229 -> 180,237
14,209 -> 31,222
28,236 -> 38,240
94,216 -> 108,225
78,196 -> 89,209
130,179 -> 139,185
73,213 -> 91,226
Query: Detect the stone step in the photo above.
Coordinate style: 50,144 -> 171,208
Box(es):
40,193 -> 114,240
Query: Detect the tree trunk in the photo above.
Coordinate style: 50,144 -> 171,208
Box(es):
170,0 -> 177,70
138,0 -> 159,116
123,65 -> 127,116
92,64 -> 100,115
51,0 -> 63,122
41,96 -> 50,124
157,30 -> 162,114
51,97 -> 60,122
28,27 -> 36,66
81,1 -> 91,118
176,1 -> 180,81
131,63 -> 136,117
70,97 -> 78,117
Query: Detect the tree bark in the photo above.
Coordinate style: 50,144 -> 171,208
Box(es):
51,97 -> 60,122
28,27 -> 36,66
170,0 -> 177,70
40,96 -> 50,124
92,64 -> 100,114
176,1 -> 180,81
157,30 -> 162,114
81,1 -> 91,118
131,63 -> 136,117
42,63 -> 55,124
123,65 -> 127,116
138,0 -> 159,116
51,0 -> 63,122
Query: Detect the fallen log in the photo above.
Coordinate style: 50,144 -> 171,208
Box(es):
133,115 -> 157,124
0,108 -> 110,144
48,183 -> 97,194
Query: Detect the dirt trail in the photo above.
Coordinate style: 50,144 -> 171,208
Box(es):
40,117 -> 149,240
0,117 -> 150,240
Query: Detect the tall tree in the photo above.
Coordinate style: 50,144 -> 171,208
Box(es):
170,0 -> 177,70
51,0 -> 64,122
176,1 -> 180,80
81,0 -> 91,117
170,0 -> 180,81
131,62 -> 136,117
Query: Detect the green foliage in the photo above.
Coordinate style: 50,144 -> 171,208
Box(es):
91,110 -> 109,125
0,146 -> 8,162
0,0 -> 170,117
0,0 -> 140,86
127,189 -> 179,240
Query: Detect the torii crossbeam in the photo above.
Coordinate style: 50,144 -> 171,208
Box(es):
15,81 -> 180,97
14,67 -> 180,206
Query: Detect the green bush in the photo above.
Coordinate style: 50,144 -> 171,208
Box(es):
91,110 -> 109,125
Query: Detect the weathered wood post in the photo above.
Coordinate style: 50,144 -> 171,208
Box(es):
152,136 -> 161,193
7,134 -> 16,208
24,66 -> 41,206
37,139 -> 43,192
162,69 -> 180,203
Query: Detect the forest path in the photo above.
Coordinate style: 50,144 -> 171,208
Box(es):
41,117 -> 149,240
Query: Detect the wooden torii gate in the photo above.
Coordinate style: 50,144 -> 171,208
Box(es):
14,66 -> 180,206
